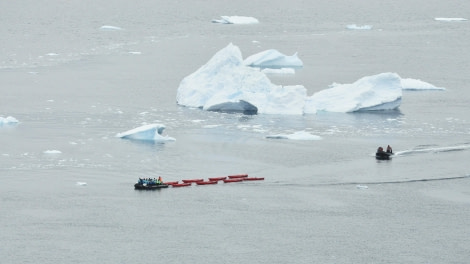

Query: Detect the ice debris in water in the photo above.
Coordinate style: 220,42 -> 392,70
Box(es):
76,182 -> 87,186
434,17 -> 467,21
43,150 -> 62,154
212,16 -> 259,24
346,24 -> 373,30
116,124 -> 175,142
356,185 -> 369,189
99,25 -> 123,31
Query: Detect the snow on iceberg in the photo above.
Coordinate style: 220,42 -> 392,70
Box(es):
116,124 -> 175,142
176,43 -> 307,115
212,16 -> 259,24
261,68 -> 296,74
304,73 -> 403,114
243,49 -> 303,69
401,78 -> 445,90
0,116 -> 19,125
266,131 -> 322,140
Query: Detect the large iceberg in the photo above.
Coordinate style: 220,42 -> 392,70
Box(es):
176,43 -> 307,115
212,16 -> 259,24
177,44 -> 405,115
243,49 -> 303,69
116,124 -> 175,142
304,73 -> 402,113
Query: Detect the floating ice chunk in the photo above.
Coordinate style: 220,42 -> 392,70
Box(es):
346,24 -> 373,30
304,73 -> 402,113
434,17 -> 467,21
356,185 -> 369,189
116,124 -> 175,142
76,182 -> 87,186
261,68 -> 296,74
100,25 -> 123,31
401,78 -> 445,90
176,43 -> 307,115
212,16 -> 259,24
46,53 -> 59,56
43,150 -> 62,154
244,49 -> 303,68
128,51 -> 142,55
266,131 -> 322,140
0,116 -> 19,125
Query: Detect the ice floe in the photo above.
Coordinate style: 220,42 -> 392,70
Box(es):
76,182 -> 87,186
99,25 -> 123,31
434,18 -> 467,21
346,24 -> 373,30
266,131 -> 322,140
401,78 -> 445,90
244,49 -> 303,69
0,116 -> 19,125
116,124 -> 175,142
212,16 -> 259,24
43,150 -> 62,154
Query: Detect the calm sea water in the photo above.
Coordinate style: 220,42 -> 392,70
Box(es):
1,1 -> 470,263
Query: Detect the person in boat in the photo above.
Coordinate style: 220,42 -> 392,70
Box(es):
158,176 -> 163,184
377,146 -> 385,153
386,145 -> 393,153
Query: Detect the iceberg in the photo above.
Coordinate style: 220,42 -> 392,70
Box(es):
176,43 -> 307,115
177,44 -> 406,115
116,124 -> 175,142
304,73 -> 403,113
0,116 -> 19,125
401,78 -> 445,90
212,16 -> 259,24
266,131 -> 322,140
243,49 -> 303,69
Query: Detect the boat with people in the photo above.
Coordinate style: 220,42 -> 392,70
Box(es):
134,177 -> 169,190
376,145 -> 394,160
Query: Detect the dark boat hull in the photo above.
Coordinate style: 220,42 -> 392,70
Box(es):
376,152 -> 393,160
134,183 -> 169,190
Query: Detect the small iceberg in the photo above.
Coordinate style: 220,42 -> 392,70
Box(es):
116,124 -> 175,142
401,78 -> 445,91
212,16 -> 259,24
346,24 -> 373,30
99,25 -> 123,31
356,185 -> 369,189
434,18 -> 467,21
76,182 -> 87,186
304,73 -> 403,113
244,49 -> 303,69
0,116 -> 19,125
266,131 -> 322,140
43,150 -> 62,154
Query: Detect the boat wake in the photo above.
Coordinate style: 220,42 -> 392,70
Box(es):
394,144 -> 470,157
